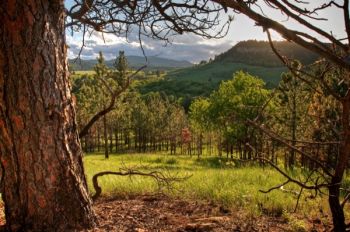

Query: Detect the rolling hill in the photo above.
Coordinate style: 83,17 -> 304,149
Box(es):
214,40 -> 319,67
69,56 -> 192,71
139,40 -> 319,100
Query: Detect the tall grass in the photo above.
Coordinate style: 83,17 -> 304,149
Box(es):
84,153 -> 330,217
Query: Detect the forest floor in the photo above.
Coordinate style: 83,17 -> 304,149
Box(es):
0,194 -> 332,231
87,194 -> 330,232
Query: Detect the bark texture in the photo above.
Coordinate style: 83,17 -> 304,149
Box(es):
0,0 -> 96,231
328,96 -> 350,232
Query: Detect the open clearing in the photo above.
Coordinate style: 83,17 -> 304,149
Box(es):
0,152 -> 339,231
82,153 -> 341,231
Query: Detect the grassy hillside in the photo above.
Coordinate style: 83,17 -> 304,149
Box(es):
168,61 -> 285,85
139,61 -> 286,99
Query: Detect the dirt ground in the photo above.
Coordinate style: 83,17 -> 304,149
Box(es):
87,194 -> 331,232
0,195 -> 331,231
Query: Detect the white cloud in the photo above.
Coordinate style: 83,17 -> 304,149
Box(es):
65,0 -> 344,62
67,31 -> 234,62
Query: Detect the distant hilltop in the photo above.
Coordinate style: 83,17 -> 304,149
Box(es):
153,40 -> 321,97
214,40 -> 319,67
69,55 -> 193,71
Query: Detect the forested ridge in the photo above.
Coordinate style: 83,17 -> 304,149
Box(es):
215,40 -> 319,67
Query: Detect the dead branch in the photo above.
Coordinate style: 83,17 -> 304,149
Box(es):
91,165 -> 191,201
341,192 -> 350,208
247,144 -> 329,212
293,169 -> 316,212
250,153 -> 330,191
259,179 -> 290,194
246,132 -> 344,215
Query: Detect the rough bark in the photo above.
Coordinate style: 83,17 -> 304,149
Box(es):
0,1 -> 96,231
328,96 -> 350,232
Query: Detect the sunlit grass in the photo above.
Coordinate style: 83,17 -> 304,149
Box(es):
74,70 -> 96,75
84,152 -> 331,218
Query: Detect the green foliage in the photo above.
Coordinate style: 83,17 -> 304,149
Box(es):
72,51 -> 131,132
189,97 -> 211,132
139,62 -> 284,102
275,70 -> 311,141
94,51 -> 109,78
111,51 -> 129,87
115,51 -> 128,72
190,71 -> 271,145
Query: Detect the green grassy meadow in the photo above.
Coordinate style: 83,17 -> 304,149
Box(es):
167,61 -> 285,86
84,153 -> 332,220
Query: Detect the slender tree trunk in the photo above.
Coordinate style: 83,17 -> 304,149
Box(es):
103,115 -> 109,159
115,128 -> 118,152
91,130 -> 95,152
89,131 -> 93,152
0,1 -> 96,231
109,128 -> 113,153
97,126 -> 101,152
328,96 -> 350,231
208,135 -> 211,156
289,94 -> 297,168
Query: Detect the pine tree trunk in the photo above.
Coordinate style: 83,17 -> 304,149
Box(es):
328,96 -> 350,231
97,126 -> 101,152
289,93 -> 297,168
103,115 -> 109,159
109,128 -> 113,153
115,128 -> 118,152
0,1 -> 96,231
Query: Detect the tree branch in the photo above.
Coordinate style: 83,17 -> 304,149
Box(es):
91,166 -> 191,201
79,65 -> 146,138
212,0 -> 350,70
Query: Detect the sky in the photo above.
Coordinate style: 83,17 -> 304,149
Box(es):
66,1 -> 345,63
